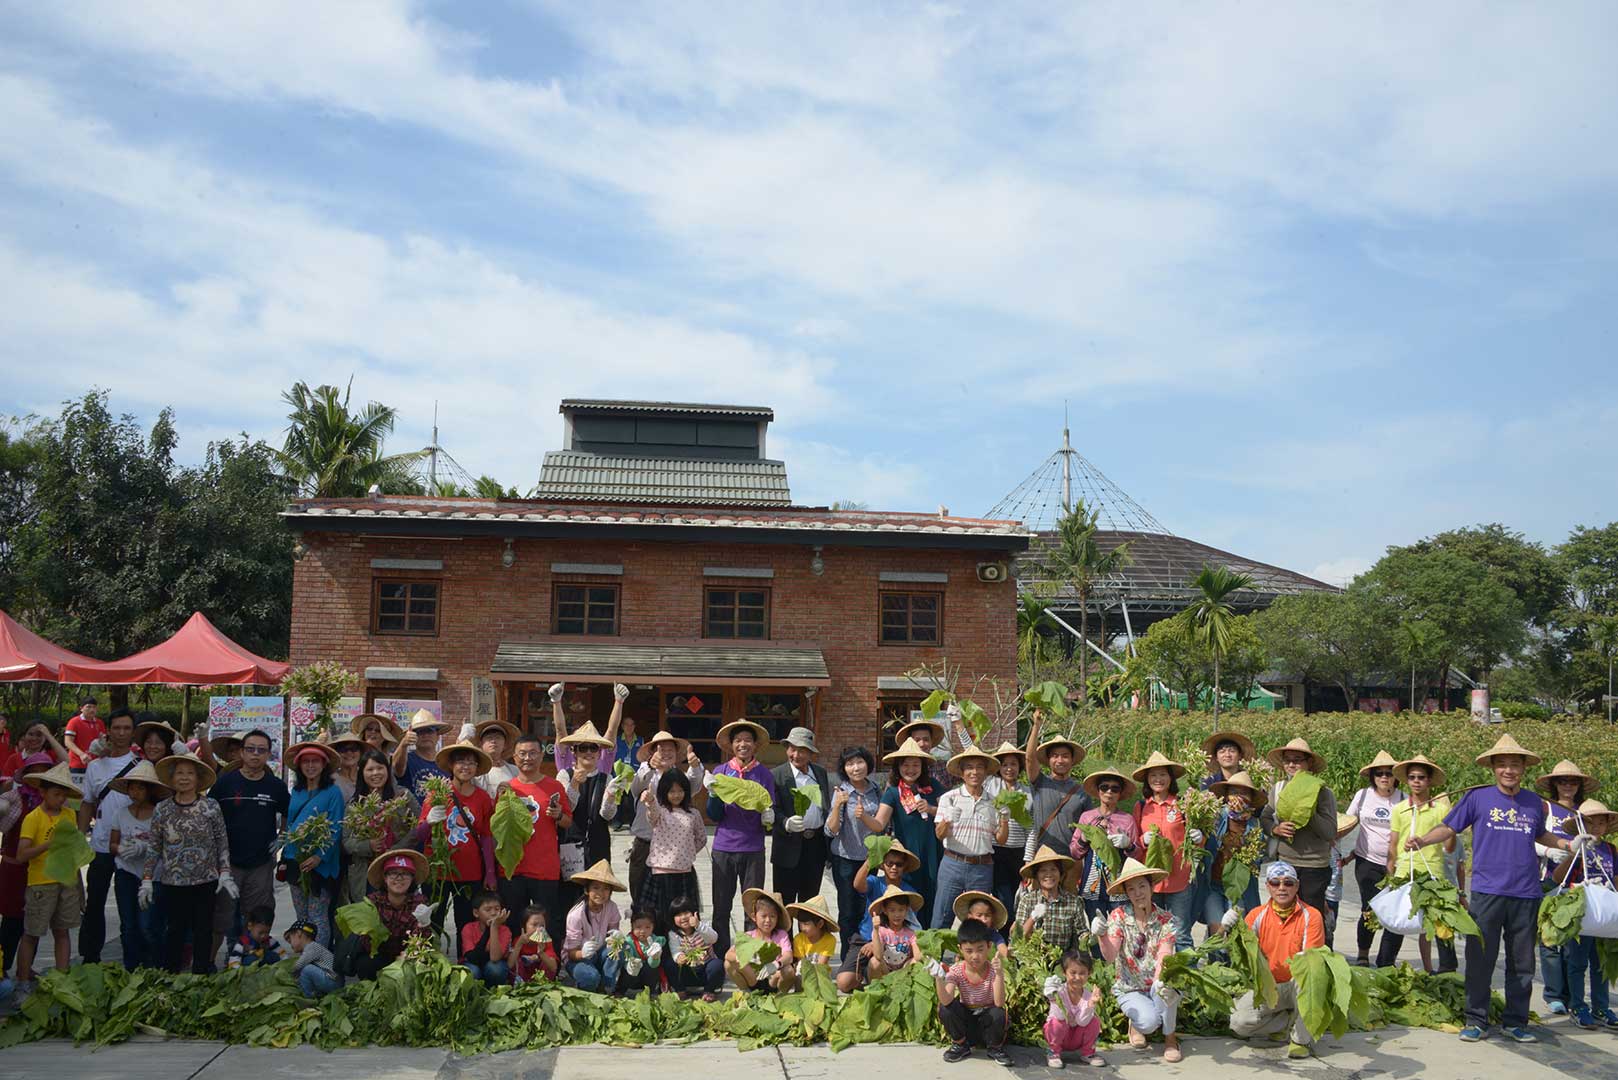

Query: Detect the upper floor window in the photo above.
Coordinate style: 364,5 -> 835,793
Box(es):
880,591 -> 941,645
555,584 -> 619,635
374,580 -> 439,635
705,587 -> 770,639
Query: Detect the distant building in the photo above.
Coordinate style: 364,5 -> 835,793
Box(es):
284,399 -> 1027,766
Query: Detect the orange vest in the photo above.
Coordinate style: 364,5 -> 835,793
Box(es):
1246,901 -> 1325,983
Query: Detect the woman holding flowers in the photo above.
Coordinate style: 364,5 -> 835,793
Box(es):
1201,771 -> 1266,929
1131,751 -> 1198,950
342,749 -> 419,905
1345,750 -> 1405,967
1534,759 -> 1598,1015
284,741 -> 345,947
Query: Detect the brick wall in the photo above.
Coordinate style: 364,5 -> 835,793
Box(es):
290,532 -> 1019,753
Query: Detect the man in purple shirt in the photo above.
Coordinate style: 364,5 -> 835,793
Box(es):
1409,733 -> 1591,1044
705,720 -> 775,956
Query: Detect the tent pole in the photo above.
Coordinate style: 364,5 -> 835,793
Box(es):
182,686 -> 192,738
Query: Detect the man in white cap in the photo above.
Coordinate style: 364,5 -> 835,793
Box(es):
771,727 -> 830,906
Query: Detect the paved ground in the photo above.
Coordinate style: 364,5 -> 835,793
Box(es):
8,829 -> 1612,1079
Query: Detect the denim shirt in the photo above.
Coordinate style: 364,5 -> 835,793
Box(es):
828,780 -> 885,862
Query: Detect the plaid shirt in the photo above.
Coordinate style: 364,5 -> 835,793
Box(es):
1014,886 -> 1084,953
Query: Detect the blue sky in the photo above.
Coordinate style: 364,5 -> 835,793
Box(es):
3,2 -> 1615,584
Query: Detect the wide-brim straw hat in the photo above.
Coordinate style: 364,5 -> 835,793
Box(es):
155,751 -> 217,792
894,717 -> 946,746
785,894 -> 836,929
1208,770 -> 1267,806
208,732 -> 244,755
1335,813 -> 1359,840
1107,857 -> 1168,896
367,847 -> 428,889
1035,736 -> 1085,768
557,721 -> 613,750
880,839 -> 923,875
1201,730 -> 1256,761
1536,759 -> 1600,797
637,729 -> 691,764
474,719 -> 522,747
434,740 -> 495,773
286,740 -> 337,766
1359,750 -> 1400,778
866,882 -> 924,916
1475,732 -> 1541,768
133,719 -> 181,747
109,759 -> 171,797
571,858 -> 627,892
1573,799 -> 1618,834
946,745 -> 999,778
716,720 -> 771,756
1266,737 -> 1326,774
408,708 -> 449,733
20,761 -> 83,799
325,730 -> 368,753
1392,754 -> 1447,790
989,741 -> 1024,765
883,737 -> 933,765
743,887 -> 789,920
1082,767 -> 1138,802
1019,844 -> 1077,886
1131,750 -> 1187,783
952,890 -> 1007,928
352,713 -> 403,743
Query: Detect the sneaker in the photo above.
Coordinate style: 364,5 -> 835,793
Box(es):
943,1043 -> 973,1063
1600,1008 -> 1618,1028
1549,1000 -> 1569,1016
987,1047 -> 1014,1068
1287,1042 -> 1311,1059
1046,1054 -> 1065,1068
1575,1007 -> 1598,1030
1502,1026 -> 1538,1044
1458,1025 -> 1486,1042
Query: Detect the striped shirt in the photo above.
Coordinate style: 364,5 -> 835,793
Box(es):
946,961 -> 998,1007
937,786 -> 1000,857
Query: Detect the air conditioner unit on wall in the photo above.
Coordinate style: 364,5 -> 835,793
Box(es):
976,562 -> 1009,583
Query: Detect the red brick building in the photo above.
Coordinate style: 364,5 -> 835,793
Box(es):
284,400 -> 1027,766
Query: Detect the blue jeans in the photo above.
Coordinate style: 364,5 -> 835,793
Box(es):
1540,942 -> 1570,1007
1200,875 -> 1260,927
932,854 -> 993,931
113,869 -> 161,970
568,951 -> 621,993
830,855 -> 865,957
299,966 -> 340,996
463,959 -> 511,988
1566,935 -> 1611,1014
1161,888 -> 1198,951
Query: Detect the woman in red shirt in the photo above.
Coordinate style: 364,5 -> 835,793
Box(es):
1131,752 -> 1198,951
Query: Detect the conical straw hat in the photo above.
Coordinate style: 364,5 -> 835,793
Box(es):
557,721 -> 612,749
866,882 -> 924,916
1393,754 -> 1447,790
883,737 -> 932,764
951,890 -> 1007,928
1106,857 -> 1168,896
1208,770 -> 1266,806
570,858 -> 626,892
1130,750 -> 1187,782
1265,737 -> 1325,774
20,761 -> 83,799
1474,732 -> 1540,768
109,759 -> 170,797
785,894 -> 836,929
1359,750 -> 1400,778
1536,759 -> 1599,797
1082,767 -> 1138,802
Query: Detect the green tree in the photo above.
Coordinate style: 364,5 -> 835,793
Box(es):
1592,616 -> 1618,723
1134,614 -> 1208,712
1254,590 -> 1391,713
1017,594 -> 1059,680
1359,547 -> 1525,686
0,419 -> 45,617
1557,522 -> 1618,619
1041,501 -> 1132,708
1398,524 -> 1566,627
273,380 -> 427,497
474,475 -> 518,499
1187,564 -> 1256,724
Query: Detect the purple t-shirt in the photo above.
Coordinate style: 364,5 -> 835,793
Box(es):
1566,839 -> 1618,888
709,760 -> 775,854
1444,786 -> 1547,900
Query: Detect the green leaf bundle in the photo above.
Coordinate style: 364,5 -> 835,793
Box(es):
1596,938 -> 1618,985
1022,681 -> 1069,717
1143,831 -> 1176,874
1076,824 -> 1122,878
1220,916 -> 1277,1008
864,834 -> 895,871
1221,860 -> 1253,907
1409,874 -> 1480,943
957,699 -> 991,746
919,689 -> 951,719
915,929 -> 958,960
1275,772 -> 1324,827
791,784 -> 823,817
336,900 -> 388,956
1291,946 -> 1370,1039
709,774 -> 773,812
1539,887 -> 1587,948
612,760 -> 636,787
994,788 -> 1033,830
43,819 -> 94,883
491,789 -> 535,879
1158,949 -> 1233,1017
734,935 -> 781,969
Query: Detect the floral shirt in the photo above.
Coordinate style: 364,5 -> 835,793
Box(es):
1105,906 -> 1178,995
147,796 -> 230,886
1013,886 -> 1084,953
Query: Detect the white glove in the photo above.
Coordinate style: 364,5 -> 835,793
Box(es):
457,723 -> 476,743
626,956 -> 644,976
1157,985 -> 1182,1006
697,920 -> 717,941
119,838 -> 147,862
1043,974 -> 1063,998
758,959 -> 780,979
427,804 -> 448,824
646,942 -> 663,965
413,903 -> 433,927
89,737 -> 109,758
1547,846 -> 1571,865
1088,914 -> 1108,936
138,880 -> 155,909
1108,832 -> 1132,850
1030,902 -> 1048,921
760,806 -> 775,827
218,873 -> 239,899
581,938 -> 600,959
785,815 -> 806,833
613,683 -> 630,702
1571,833 -> 1596,851
1143,827 -> 1160,843
1188,828 -> 1205,845
1220,907 -> 1241,930
929,959 -> 949,978
603,779 -> 623,803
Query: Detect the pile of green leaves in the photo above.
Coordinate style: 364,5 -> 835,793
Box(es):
1291,946 -> 1372,1039
44,820 -> 95,882
491,789 -> 535,878
915,929 -> 958,960
1159,948 -> 1233,1018
709,774 -> 773,813
1275,772 -> 1325,827
1367,965 -> 1520,1030
993,787 -> 1032,829
1219,916 -> 1277,1009
1596,939 -> 1618,983
1539,887 -> 1587,948
1407,874 -> 1480,943
1076,823 -> 1122,877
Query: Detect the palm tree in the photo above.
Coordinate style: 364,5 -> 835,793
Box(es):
1042,501 -> 1133,708
1018,594 -> 1056,678
1188,564 -> 1256,722
273,380 -> 428,497
474,475 -> 518,499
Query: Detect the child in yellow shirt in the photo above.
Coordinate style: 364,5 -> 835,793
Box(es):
13,763 -> 86,989
787,896 -> 838,969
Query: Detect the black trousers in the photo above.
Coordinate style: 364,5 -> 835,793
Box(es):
0,915 -> 22,975
431,880 -> 478,957
940,1000 -> 1007,1048
1466,892 -> 1537,1028
498,875 -> 560,939
1352,856 -> 1398,957
165,882 -> 218,974
78,851 -> 118,963
1296,865 -> 1331,920
772,834 -> 829,907
711,848 -> 765,957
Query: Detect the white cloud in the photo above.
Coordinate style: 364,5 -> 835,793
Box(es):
1307,557 -> 1374,588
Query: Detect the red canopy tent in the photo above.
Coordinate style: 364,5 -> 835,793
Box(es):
58,612 -> 290,685
0,609 -> 98,682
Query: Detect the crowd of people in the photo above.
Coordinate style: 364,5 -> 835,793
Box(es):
1,692 -> 1615,1068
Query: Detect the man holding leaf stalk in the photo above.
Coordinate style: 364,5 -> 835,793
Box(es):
771,727 -> 831,906
1407,733 -> 1593,1044
495,733 -> 571,936
1021,707 -> 1092,864
705,719 -> 775,956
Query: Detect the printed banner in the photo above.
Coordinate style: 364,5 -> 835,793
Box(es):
290,696 -> 365,742
208,696 -> 287,770
372,697 -> 442,731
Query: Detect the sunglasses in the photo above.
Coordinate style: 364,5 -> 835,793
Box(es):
1371,770 -> 1393,778
1270,878 -> 1298,887
1098,783 -> 1124,794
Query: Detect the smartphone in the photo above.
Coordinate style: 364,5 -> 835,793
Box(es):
548,792 -> 561,808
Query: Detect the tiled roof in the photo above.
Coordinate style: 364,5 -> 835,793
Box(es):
490,640 -> 830,684
559,399 -> 774,420
536,451 -> 792,507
